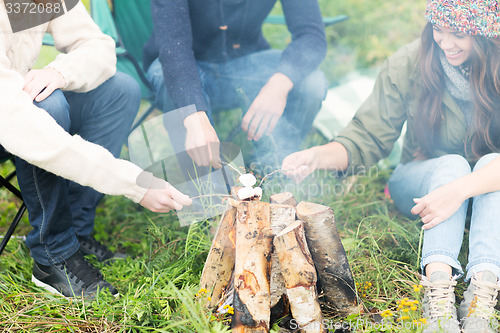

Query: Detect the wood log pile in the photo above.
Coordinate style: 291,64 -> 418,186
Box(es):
200,191 -> 359,332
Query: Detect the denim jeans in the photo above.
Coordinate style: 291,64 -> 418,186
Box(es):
388,153 -> 500,281
147,49 -> 328,158
13,73 -> 140,266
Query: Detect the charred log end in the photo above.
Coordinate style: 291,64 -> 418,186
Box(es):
270,294 -> 290,327
232,291 -> 257,327
318,271 -> 357,304
232,292 -> 270,332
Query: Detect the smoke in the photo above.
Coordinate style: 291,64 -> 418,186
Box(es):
129,107 -> 245,226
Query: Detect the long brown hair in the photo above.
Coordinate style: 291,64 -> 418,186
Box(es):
415,22 -> 500,160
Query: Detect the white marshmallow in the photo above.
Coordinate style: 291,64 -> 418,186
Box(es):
239,173 -> 257,187
253,187 -> 262,199
237,186 -> 255,200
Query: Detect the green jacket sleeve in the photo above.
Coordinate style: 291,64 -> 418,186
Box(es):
333,42 -> 419,174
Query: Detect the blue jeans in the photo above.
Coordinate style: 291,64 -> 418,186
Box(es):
14,73 -> 140,266
388,153 -> 500,280
147,49 -> 328,157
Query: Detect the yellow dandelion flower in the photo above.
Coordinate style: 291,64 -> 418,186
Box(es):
402,308 -> 410,313
419,318 -> 427,324
410,305 -> 418,311
207,297 -> 212,301
380,309 -> 393,318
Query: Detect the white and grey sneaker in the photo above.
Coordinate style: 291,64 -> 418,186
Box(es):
458,271 -> 500,333
421,271 -> 461,333
31,250 -> 118,299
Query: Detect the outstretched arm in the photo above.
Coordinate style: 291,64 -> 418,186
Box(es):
412,155 -> 500,229
140,177 -> 192,213
281,141 -> 349,183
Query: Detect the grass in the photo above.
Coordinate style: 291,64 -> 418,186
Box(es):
2,157 -> 461,332
0,0 -> 488,332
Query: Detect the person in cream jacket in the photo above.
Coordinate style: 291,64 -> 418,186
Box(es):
0,0 -> 191,298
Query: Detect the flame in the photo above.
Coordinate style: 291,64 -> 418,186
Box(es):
228,228 -> 236,248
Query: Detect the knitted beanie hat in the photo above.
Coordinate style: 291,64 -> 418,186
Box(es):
426,0 -> 500,38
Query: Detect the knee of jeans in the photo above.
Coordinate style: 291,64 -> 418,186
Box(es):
473,153 -> 499,171
110,72 -> 141,101
108,72 -> 142,117
430,154 -> 471,180
296,70 -> 328,104
146,59 -> 164,88
34,90 -> 70,131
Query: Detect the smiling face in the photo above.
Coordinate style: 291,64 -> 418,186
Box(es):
432,24 -> 474,67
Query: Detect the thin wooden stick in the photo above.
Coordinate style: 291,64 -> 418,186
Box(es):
258,169 -> 282,187
190,193 -> 229,200
221,161 -> 243,175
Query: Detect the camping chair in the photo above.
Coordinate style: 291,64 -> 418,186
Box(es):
92,0 -> 156,132
0,152 -> 26,256
109,0 -> 157,132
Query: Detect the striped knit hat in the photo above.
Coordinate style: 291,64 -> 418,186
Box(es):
426,0 -> 500,38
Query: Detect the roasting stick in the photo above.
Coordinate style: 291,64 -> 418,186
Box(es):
190,163 -> 282,201
258,169 -> 282,187
190,193 -> 229,200
220,161 -> 243,175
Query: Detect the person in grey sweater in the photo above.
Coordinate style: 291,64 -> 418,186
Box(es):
143,0 -> 328,169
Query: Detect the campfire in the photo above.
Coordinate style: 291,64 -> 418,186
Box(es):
200,174 -> 360,332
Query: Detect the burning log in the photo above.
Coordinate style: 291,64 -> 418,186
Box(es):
296,201 -> 359,316
270,192 -> 297,207
232,201 -> 273,332
201,190 -> 359,331
200,205 -> 237,308
274,220 -> 325,333
269,204 -> 296,320
270,204 -> 297,237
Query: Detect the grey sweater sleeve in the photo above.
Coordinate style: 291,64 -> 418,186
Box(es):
151,0 -> 208,113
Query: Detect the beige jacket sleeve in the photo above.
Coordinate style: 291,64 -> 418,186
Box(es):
46,1 -> 116,92
0,33 -> 150,203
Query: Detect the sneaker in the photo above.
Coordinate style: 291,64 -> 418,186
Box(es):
77,236 -> 127,263
420,271 -> 461,333
31,251 -> 118,298
458,271 -> 500,333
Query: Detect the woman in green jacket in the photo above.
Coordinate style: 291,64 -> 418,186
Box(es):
282,1 -> 500,332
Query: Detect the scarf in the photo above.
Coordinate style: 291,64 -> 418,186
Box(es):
439,51 -> 473,123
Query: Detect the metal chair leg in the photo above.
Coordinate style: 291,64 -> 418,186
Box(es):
0,203 -> 26,256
